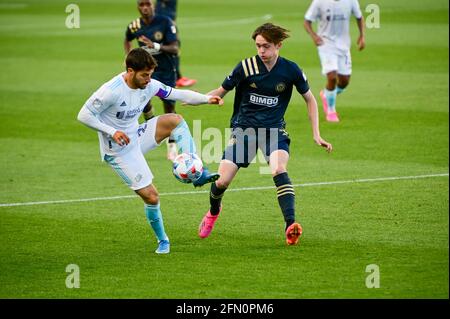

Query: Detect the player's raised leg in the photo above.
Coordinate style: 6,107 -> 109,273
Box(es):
199,160 -> 239,238
269,150 -> 302,245
161,100 -> 179,161
136,184 -> 170,254
153,114 -> 219,187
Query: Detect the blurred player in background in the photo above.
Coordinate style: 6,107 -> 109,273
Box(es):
124,0 -> 179,160
304,0 -> 365,122
155,0 -> 197,88
78,48 -> 222,254
198,23 -> 332,246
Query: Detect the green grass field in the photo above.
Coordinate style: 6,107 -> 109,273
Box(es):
0,0 -> 448,299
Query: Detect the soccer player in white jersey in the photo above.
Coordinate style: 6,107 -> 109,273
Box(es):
78,48 -> 223,254
304,0 -> 365,122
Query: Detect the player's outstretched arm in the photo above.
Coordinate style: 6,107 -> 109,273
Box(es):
302,90 -> 333,153
167,87 -> 224,106
206,86 -> 229,99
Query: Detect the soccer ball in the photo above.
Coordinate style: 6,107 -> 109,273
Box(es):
172,153 -> 203,183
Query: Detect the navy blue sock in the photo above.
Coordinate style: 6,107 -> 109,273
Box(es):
273,172 -> 295,230
209,182 -> 226,215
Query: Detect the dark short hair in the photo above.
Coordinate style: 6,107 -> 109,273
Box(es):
125,48 -> 157,71
252,23 -> 290,44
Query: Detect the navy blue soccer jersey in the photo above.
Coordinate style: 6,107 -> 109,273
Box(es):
125,15 -> 177,77
222,55 -> 310,129
155,0 -> 177,21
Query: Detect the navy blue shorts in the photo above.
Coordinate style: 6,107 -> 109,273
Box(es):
222,127 -> 291,168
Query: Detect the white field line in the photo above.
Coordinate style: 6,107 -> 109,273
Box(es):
0,173 -> 448,208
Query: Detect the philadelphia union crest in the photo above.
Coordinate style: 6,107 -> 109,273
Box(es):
275,82 -> 286,93
153,31 -> 163,41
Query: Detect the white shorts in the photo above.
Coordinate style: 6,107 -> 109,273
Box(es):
317,43 -> 352,76
104,116 -> 161,190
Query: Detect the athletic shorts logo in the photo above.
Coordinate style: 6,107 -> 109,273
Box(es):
249,93 -> 279,107
137,122 -> 148,137
116,111 -> 125,119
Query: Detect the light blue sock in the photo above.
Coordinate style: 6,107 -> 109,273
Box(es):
144,203 -> 169,242
325,88 -> 337,112
336,86 -> 345,95
170,120 -> 196,154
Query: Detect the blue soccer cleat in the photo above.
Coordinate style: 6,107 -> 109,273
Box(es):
155,239 -> 170,254
192,167 -> 220,188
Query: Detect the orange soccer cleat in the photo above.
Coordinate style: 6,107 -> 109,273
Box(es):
285,222 -> 303,245
176,77 -> 197,88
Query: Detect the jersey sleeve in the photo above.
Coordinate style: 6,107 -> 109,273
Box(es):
292,64 -> 310,95
125,18 -> 141,42
163,17 -> 178,44
304,0 -> 320,22
146,78 -> 173,99
352,0 -> 363,19
221,62 -> 245,91
148,79 -> 208,105
77,87 -> 118,137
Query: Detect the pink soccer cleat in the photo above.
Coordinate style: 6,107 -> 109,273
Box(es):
286,222 -> 303,245
326,111 -> 340,122
199,207 -> 221,238
320,90 -> 328,115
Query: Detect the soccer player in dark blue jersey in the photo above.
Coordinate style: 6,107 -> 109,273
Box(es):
198,23 -> 333,246
155,0 -> 176,21
155,0 -> 197,88
124,0 -> 180,160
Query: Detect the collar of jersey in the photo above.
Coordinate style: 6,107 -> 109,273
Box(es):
120,72 -> 143,92
257,55 -> 281,73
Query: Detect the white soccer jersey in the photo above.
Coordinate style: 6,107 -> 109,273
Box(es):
79,73 -> 172,157
305,0 -> 362,51
78,72 -> 211,159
